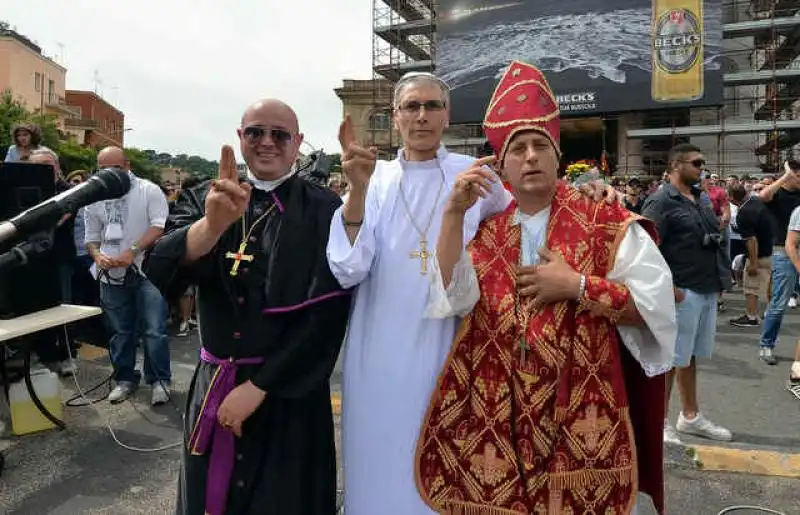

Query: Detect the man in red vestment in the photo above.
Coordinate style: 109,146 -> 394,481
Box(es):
415,61 -> 678,514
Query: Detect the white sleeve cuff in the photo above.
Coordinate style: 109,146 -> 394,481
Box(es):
424,250 -> 480,319
610,223 -> 677,378
326,205 -> 376,289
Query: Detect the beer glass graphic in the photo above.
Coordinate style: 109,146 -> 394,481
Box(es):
652,0 -> 704,102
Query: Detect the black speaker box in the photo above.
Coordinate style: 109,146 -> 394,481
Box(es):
0,162 -> 62,319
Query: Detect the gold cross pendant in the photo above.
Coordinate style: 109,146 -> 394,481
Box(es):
410,238 -> 431,275
225,241 -> 255,277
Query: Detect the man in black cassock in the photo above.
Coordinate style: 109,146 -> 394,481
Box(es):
144,99 -> 351,515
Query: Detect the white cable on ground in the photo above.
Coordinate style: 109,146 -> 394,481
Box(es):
718,506 -> 787,514
63,326 -> 182,453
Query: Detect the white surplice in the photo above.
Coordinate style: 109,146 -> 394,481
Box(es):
426,207 -> 678,515
327,146 -> 512,515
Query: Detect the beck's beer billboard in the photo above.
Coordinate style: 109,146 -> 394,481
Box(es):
436,0 -> 724,123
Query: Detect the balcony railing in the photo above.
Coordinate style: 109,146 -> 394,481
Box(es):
64,118 -> 99,129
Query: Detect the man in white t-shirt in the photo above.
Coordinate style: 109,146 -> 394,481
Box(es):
84,146 -> 171,406
782,205 -> 800,399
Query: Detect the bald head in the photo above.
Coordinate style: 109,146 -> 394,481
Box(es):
241,99 -> 299,133
97,146 -> 128,169
237,98 -> 303,181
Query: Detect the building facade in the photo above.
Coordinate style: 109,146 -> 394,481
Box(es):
64,90 -> 126,147
0,27 -> 77,129
337,0 -> 800,178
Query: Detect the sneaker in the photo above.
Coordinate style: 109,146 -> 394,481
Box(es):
676,412 -> 733,441
663,422 -> 681,445
787,377 -> 800,401
151,382 -> 170,406
730,314 -> 759,327
759,347 -> 778,366
718,300 -> 727,312
108,381 -> 137,404
188,317 -> 198,327
789,297 -> 798,308
177,322 -> 189,337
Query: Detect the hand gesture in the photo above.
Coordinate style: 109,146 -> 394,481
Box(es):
576,180 -> 622,205
93,252 -> 116,270
339,114 -> 377,192
205,145 -> 252,235
516,248 -> 582,307
216,381 -> 266,438
445,156 -> 498,215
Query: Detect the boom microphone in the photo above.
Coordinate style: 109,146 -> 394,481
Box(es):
0,167 -> 131,244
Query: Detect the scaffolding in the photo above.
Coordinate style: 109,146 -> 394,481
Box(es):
367,0 -> 800,177
618,0 -> 800,177
370,0 -> 436,156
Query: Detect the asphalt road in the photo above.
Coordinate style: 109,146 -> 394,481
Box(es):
0,291 -> 798,514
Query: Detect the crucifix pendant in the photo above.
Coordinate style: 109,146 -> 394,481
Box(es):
410,238 -> 431,275
225,241 -> 255,277
518,337 -> 530,366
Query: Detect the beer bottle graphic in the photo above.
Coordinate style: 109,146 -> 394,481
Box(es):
652,0 -> 704,102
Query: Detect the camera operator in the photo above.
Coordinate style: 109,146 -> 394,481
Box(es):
642,143 -> 732,445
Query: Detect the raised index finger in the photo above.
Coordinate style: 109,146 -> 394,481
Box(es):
218,145 -> 237,181
474,155 -> 497,169
338,114 -> 356,151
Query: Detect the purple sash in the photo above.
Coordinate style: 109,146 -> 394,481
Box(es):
188,348 -> 264,515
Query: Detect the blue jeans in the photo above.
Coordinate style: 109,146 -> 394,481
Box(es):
100,274 -> 171,384
760,249 -> 798,349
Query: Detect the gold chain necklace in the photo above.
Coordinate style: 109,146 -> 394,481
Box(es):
224,202 -> 278,277
398,161 -> 446,275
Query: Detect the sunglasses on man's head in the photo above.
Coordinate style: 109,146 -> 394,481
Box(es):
397,100 -> 447,113
242,126 -> 293,145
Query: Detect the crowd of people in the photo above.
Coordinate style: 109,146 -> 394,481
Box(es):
2,60 -> 800,515
2,125 -> 200,407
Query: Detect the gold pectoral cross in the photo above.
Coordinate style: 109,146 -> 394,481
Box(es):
410,238 -> 431,275
225,241 -> 254,277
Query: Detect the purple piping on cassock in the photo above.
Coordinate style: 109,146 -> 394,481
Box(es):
261,289 -> 350,314
270,191 -> 284,213
188,348 -> 264,515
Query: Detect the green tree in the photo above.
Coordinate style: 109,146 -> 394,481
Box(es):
0,89 -> 31,148
55,139 -> 96,172
125,147 -> 161,184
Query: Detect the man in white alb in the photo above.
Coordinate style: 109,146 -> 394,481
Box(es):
327,73 -> 510,514
328,72 -> 617,514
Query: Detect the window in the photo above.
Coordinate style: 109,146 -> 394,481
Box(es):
368,111 -> 391,131
34,72 -> 42,92
48,80 -> 55,104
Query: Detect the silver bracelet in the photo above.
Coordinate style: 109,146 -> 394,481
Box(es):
577,274 -> 587,300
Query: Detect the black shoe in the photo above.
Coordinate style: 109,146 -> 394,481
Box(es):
718,300 -> 727,312
730,314 -> 759,327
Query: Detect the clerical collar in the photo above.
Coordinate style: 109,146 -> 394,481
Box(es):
396,145 -> 449,165
247,167 -> 295,192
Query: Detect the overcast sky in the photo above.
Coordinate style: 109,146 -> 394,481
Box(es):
4,0 -> 373,161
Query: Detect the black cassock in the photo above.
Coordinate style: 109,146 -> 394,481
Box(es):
144,175 -> 351,515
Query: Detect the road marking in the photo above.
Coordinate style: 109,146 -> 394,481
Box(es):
691,445 -> 800,478
331,392 -> 342,415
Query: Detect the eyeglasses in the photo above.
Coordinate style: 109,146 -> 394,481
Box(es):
682,158 -> 706,169
242,126 -> 293,146
397,100 -> 447,114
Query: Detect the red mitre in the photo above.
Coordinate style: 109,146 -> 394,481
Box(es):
483,60 -> 561,160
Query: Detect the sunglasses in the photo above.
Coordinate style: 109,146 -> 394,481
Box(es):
242,126 -> 293,146
682,158 -> 706,169
397,100 -> 447,114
